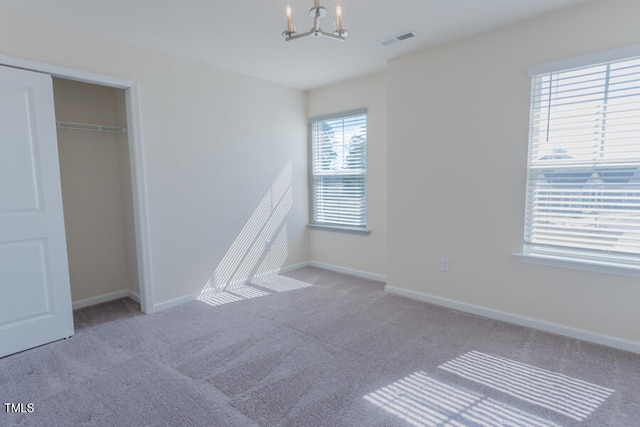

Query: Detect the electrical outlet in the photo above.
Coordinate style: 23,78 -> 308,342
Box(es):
440,258 -> 450,272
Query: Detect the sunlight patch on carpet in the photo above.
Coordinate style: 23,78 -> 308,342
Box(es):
198,291 -> 244,307
438,350 -> 614,421
251,275 -> 313,292
228,285 -> 270,299
364,371 -> 560,427
198,284 -> 270,307
198,276 -> 312,307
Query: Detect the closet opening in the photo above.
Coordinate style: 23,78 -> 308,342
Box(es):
53,78 -> 142,320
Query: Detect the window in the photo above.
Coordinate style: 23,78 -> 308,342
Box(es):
310,109 -> 367,230
523,54 -> 640,268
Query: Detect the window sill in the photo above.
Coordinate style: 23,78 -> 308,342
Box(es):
513,253 -> 640,279
307,224 -> 371,235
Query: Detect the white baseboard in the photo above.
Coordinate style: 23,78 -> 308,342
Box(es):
73,289 -> 140,310
153,292 -> 199,312
128,291 -> 140,303
385,284 -> 640,355
279,261 -> 311,273
308,261 -> 387,283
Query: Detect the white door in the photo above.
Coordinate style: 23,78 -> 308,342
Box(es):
0,65 -> 74,358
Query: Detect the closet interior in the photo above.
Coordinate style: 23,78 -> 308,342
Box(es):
52,78 -> 140,309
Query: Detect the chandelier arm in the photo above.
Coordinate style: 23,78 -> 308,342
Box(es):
320,31 -> 346,41
284,31 -> 315,42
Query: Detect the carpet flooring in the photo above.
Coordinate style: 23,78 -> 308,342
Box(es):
1,267 -> 639,426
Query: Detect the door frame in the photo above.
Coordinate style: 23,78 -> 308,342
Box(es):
0,54 -> 154,314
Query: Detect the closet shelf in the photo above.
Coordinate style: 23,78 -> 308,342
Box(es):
56,120 -> 127,134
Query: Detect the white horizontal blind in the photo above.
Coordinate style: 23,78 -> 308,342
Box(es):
525,56 -> 640,265
311,110 -> 367,228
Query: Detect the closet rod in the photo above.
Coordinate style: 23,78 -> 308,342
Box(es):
56,120 -> 128,134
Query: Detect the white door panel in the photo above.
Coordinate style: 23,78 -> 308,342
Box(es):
0,87 -> 41,211
0,240 -> 50,324
0,65 -> 74,358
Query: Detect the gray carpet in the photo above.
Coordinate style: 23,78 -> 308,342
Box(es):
1,267 -> 639,426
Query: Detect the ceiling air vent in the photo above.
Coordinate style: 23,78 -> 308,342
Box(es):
378,31 -> 416,47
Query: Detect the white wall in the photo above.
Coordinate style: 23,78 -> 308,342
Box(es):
387,0 -> 640,346
0,5 -> 309,309
306,72 -> 387,279
53,78 -> 136,303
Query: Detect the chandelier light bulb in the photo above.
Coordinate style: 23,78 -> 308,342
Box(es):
286,5 -> 293,32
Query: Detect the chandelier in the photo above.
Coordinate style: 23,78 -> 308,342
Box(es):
282,1 -> 348,42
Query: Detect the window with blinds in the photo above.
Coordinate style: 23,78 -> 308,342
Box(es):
310,109 -> 367,228
524,56 -> 640,266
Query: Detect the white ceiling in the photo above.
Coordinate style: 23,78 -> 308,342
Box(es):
6,0 -> 593,90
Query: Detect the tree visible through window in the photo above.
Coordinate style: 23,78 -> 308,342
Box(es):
524,55 -> 640,266
310,109 -> 367,228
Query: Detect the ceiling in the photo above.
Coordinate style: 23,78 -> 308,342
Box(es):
6,0 -> 593,90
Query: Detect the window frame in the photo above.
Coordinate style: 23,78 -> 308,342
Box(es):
515,46 -> 640,278
308,108 -> 370,234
